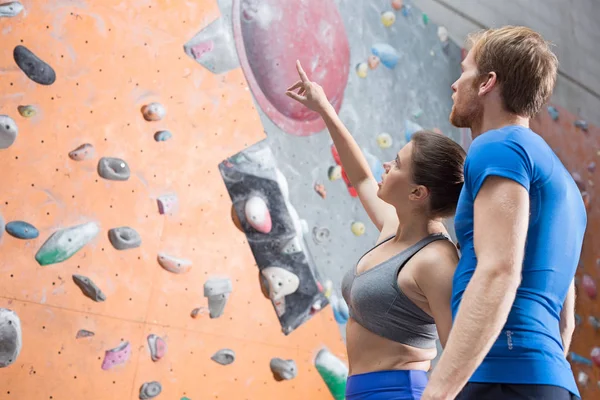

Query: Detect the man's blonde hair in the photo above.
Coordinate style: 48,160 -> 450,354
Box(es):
467,26 -> 558,118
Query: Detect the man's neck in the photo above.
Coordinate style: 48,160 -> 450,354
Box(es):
470,110 -> 529,139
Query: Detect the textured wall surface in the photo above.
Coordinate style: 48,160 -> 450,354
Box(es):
0,0 -> 346,398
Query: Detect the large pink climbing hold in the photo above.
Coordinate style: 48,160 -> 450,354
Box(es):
582,274 -> 597,299
232,0 -> 350,136
147,334 -> 167,362
101,341 -> 131,370
191,41 -> 214,59
244,196 -> 272,234
591,347 -> 600,367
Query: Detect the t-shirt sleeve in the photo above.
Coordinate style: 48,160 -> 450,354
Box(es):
465,139 -> 532,199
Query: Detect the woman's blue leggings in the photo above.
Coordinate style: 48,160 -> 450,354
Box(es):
345,370 -> 428,400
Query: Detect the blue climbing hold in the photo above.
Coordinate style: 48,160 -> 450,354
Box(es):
569,352 -> 592,366
402,5 -> 411,17
574,120 -> 588,132
405,120 -> 424,142
5,221 -> 39,240
154,130 -> 172,142
371,43 -> 400,69
575,314 -> 582,326
547,106 -> 559,121
363,150 -> 385,183
330,295 -> 349,325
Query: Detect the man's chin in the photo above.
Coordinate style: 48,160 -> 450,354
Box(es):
449,111 -> 469,128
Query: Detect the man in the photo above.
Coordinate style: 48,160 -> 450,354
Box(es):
422,26 -> 585,400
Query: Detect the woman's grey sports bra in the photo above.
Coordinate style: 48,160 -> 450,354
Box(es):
341,233 -> 450,349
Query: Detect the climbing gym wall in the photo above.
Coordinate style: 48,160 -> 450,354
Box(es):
0,0 -> 352,398
530,107 -> 600,399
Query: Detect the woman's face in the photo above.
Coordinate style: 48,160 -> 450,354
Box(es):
377,141 -> 428,210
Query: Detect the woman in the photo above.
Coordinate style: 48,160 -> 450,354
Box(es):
286,61 -> 466,400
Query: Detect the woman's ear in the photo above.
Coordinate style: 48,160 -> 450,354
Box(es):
409,185 -> 430,201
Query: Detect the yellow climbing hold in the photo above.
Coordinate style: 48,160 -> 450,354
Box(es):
351,221 -> 366,236
324,280 -> 333,299
355,62 -> 368,78
17,105 -> 37,118
377,133 -> 393,149
381,11 -> 396,27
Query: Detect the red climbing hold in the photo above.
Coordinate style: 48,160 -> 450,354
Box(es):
591,347 -> 600,367
331,144 -> 357,197
582,274 -> 597,299
232,0 -> 350,136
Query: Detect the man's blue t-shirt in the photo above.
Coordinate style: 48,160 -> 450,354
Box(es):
453,125 -> 586,396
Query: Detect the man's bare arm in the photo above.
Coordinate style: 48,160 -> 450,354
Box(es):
559,279 -> 576,356
423,176 -> 529,399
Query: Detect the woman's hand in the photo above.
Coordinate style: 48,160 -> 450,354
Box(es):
285,60 -> 332,114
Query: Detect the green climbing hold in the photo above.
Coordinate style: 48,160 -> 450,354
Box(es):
181,398 -> 191,400
35,222 -> 100,266
314,348 -> 348,400
422,13 -> 429,25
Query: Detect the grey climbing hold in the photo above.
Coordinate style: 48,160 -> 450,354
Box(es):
0,115 -> 18,149
0,308 -> 22,368
547,106 -> 559,121
141,103 -> 166,122
203,278 -> 232,318
108,227 -> 141,250
0,2 -> 23,18
72,274 -> 106,302
147,334 -> 167,362
13,45 -> 56,85
35,222 -> 100,266
154,130 -> 172,142
6,221 -> 39,240
98,157 -> 130,181
211,349 -> 235,365
139,381 -> 162,399
76,329 -> 95,339
69,143 -> 95,161
270,358 -> 297,381
574,120 -> 589,132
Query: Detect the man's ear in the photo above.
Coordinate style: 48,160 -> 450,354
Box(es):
479,71 -> 497,96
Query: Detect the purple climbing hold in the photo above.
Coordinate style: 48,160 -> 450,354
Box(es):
157,194 -> 178,215
101,341 -> 131,370
76,329 -> 95,339
157,253 -> 192,274
571,172 -> 585,191
13,45 -> 56,85
147,334 -> 167,362
574,120 -> 588,132
68,143 -> 95,161
588,162 -> 596,174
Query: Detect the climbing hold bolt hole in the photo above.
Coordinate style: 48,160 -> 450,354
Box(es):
31,183 -> 34,187
10,274 -> 13,278
42,325 -> 45,329
46,212 -> 50,216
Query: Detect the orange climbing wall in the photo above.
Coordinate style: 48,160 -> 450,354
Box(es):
0,1 -> 345,399
531,107 -> 599,399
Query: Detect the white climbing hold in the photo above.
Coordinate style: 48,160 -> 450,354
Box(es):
437,26 -> 449,43
157,194 -> 178,215
203,278 -> 233,318
261,266 -> 300,317
270,358 -> 297,381
0,115 -> 18,149
244,196 -> 272,234
0,308 -> 22,368
0,2 -> 24,18
281,236 -> 303,255
157,253 -> 192,274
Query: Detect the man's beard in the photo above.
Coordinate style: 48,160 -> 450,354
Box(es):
450,95 -> 482,129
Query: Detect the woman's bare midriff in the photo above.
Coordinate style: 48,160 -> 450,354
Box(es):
346,317 -> 437,375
